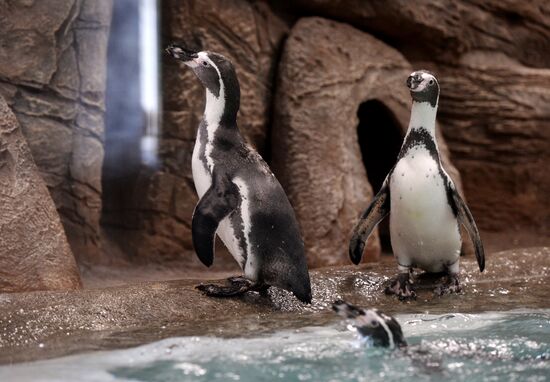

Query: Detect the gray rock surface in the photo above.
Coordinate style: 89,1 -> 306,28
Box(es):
0,95 -> 81,293
0,0 -> 113,264
0,247 -> 547,364
271,17 -> 464,267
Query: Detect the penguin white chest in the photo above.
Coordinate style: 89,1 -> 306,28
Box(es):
191,129 -> 248,272
389,149 -> 461,272
192,128 -> 212,198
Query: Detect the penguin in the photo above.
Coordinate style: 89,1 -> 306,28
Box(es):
349,70 -> 485,299
165,43 -> 312,304
332,300 -> 407,348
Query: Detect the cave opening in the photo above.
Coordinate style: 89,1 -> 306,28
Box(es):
357,100 -> 404,253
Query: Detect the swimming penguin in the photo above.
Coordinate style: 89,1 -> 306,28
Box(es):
165,43 -> 312,304
332,300 -> 407,348
349,70 -> 485,299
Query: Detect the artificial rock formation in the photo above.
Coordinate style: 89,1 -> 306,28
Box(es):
0,95 -> 81,292
0,0 -> 113,263
291,0 -> 550,69
272,18 -> 463,267
102,0 -> 288,264
438,53 -> 550,231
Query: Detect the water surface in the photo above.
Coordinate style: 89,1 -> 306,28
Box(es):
2,309 -> 548,382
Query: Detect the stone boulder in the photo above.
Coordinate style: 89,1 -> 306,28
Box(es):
271,17 -> 464,267
0,0 -> 113,264
102,0 -> 288,265
0,95 -> 81,292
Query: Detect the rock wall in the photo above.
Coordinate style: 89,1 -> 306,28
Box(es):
0,95 -> 81,292
0,0 -> 112,264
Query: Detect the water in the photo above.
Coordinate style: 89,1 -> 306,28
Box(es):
1,310 -> 548,382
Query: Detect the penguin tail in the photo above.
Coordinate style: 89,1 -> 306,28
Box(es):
294,285 -> 312,304
271,268 -> 312,304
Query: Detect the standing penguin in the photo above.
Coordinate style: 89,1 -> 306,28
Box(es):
165,43 -> 311,304
349,70 -> 484,299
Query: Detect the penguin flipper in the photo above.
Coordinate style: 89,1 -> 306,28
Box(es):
451,189 -> 485,272
192,175 -> 240,267
349,183 -> 390,265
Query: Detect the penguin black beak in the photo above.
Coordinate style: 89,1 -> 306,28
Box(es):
406,74 -> 423,90
165,43 -> 198,62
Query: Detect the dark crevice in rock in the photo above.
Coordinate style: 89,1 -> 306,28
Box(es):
357,100 -> 403,252
260,36 -> 289,165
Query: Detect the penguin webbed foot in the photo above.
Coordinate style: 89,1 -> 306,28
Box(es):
196,276 -> 269,298
434,274 -> 462,296
385,272 -> 417,301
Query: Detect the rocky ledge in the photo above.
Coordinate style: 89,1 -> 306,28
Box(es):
0,247 -> 548,364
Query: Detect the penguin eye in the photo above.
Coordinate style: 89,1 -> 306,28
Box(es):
371,320 -> 379,327
202,61 -> 209,67
428,79 -> 434,85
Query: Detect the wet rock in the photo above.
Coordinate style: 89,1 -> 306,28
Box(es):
0,95 -> 81,293
102,0 -> 288,264
271,17 -> 463,267
0,247 -> 547,364
0,0 -> 113,263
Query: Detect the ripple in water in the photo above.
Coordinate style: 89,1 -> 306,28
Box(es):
1,310 -> 548,382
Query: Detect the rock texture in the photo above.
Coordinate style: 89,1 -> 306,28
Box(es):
0,0 -> 113,263
291,0 -> 550,68
102,0 -> 288,264
0,95 -> 81,292
438,53 -> 550,231
289,0 -> 550,234
271,17 -> 463,267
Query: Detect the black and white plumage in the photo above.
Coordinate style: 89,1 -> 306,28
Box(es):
332,300 -> 407,348
166,44 -> 311,304
349,70 -> 485,299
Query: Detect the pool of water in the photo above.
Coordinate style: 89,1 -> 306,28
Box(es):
1,309 -> 548,382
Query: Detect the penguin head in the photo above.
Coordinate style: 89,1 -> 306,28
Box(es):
332,300 -> 407,348
406,70 -> 439,107
166,43 -> 239,103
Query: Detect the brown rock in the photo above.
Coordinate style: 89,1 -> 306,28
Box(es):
291,0 -> 550,68
0,0 -> 76,85
0,95 -> 81,292
271,17 -> 464,267
438,52 -> 550,231
0,0 -> 113,264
